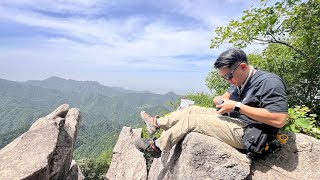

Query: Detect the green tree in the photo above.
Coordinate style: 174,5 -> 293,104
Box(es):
79,148 -> 113,180
205,70 -> 229,97
168,93 -> 216,110
209,0 -> 320,113
185,93 -> 215,108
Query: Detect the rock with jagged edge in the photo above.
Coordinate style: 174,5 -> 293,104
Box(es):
0,104 -> 83,180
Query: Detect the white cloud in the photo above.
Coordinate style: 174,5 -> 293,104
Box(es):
0,0 -> 100,14
0,6 -> 213,68
168,0 -> 259,28
0,0 -> 261,94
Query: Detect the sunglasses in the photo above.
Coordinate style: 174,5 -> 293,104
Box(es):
221,61 -> 243,80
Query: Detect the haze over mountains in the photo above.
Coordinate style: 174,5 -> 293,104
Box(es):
0,77 -> 179,159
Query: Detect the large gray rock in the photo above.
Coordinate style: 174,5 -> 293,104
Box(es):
148,132 -> 251,180
106,126 -> 147,180
105,127 -> 320,180
0,104 -> 83,180
250,132 -> 320,180
148,131 -> 320,180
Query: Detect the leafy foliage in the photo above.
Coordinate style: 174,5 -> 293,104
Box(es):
185,92 -> 216,108
205,70 -> 229,97
74,131 -> 118,159
247,45 -> 319,113
209,0 -> 320,114
169,92 -> 216,110
78,147 -> 113,180
283,105 -> 320,139
208,0 -> 319,135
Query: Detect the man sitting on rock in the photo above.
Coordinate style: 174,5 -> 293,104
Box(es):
135,48 -> 288,158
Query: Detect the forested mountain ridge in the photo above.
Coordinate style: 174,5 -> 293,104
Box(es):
24,76 -> 136,97
0,77 -> 179,159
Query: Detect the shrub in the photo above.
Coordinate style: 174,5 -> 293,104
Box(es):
282,105 -> 320,139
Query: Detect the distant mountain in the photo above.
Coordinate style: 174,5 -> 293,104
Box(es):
0,78 -> 68,134
24,76 -> 136,97
0,77 -> 180,159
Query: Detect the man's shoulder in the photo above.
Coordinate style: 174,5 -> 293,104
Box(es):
255,70 -> 281,79
254,70 -> 284,84
251,70 -> 286,91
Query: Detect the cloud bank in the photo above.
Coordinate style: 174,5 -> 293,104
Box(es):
0,0 -> 261,94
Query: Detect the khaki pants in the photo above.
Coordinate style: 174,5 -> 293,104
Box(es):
157,106 -> 247,152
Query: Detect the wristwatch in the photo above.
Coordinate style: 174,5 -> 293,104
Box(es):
234,102 -> 242,112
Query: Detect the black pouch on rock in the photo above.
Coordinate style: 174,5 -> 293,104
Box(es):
242,125 -> 268,153
241,124 -> 281,159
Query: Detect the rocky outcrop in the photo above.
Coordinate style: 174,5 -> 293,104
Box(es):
0,104 -> 84,180
250,132 -> 320,180
106,126 -> 147,180
108,127 -> 320,180
148,132 -> 250,180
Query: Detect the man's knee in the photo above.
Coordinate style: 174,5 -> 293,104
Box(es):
181,114 -> 202,130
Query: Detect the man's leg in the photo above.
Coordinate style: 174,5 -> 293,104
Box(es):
157,114 -> 246,152
157,106 -> 217,130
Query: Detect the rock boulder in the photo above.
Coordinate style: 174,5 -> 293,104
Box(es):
106,126 -> 147,180
107,127 -> 320,180
148,132 -> 251,180
0,104 -> 83,180
250,132 -> 320,180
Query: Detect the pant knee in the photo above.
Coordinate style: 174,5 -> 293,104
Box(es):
181,114 -> 199,132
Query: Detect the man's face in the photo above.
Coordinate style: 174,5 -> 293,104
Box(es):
218,62 -> 246,86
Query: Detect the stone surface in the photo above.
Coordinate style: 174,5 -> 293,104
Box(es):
107,127 -> 320,180
67,160 -> 85,180
106,126 -> 147,180
250,132 -> 320,180
148,132 -> 251,180
0,104 -> 83,180
147,132 -> 320,180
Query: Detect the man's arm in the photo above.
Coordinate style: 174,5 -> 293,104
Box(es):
216,100 -> 287,128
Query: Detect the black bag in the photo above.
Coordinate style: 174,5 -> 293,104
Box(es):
242,124 -> 282,160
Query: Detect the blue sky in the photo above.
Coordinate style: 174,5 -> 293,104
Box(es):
0,0 -> 262,95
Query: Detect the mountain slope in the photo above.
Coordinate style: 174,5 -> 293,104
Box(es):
24,76 -> 136,97
0,77 -> 179,159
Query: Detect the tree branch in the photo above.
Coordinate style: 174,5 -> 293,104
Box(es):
253,37 -> 318,66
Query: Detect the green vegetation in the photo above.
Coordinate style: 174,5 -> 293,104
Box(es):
184,93 -> 215,108
168,92 -> 216,110
1,1 -> 319,178
210,0 -> 320,114
206,71 -> 229,97
76,0 -> 320,174
78,148 -> 113,180
0,125 -> 29,148
0,77 -> 179,179
284,105 -> 320,139
207,0 -> 319,138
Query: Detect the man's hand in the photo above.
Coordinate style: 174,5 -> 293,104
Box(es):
215,99 -> 237,115
213,92 -> 231,105
213,96 -> 225,105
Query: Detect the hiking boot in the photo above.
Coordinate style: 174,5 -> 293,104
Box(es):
141,111 -> 159,135
134,138 -> 162,158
